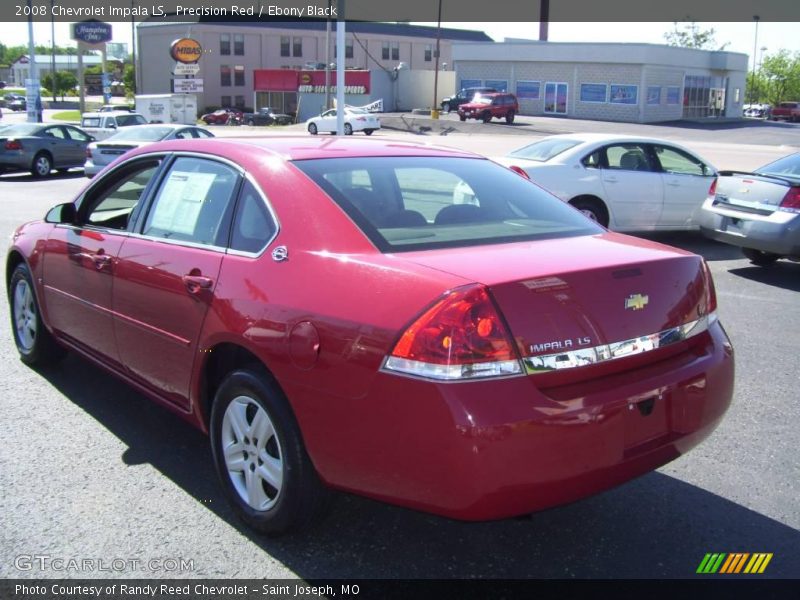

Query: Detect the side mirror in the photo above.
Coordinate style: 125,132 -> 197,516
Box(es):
109,123 -> 117,129
45,203 -> 77,225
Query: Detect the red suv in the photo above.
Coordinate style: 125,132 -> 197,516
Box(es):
458,92 -> 519,124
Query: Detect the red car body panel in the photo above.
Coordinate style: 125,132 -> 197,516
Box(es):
6,136 -> 735,521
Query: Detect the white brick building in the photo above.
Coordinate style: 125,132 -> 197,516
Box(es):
453,42 -> 749,123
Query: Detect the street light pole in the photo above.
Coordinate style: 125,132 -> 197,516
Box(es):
50,0 -> 56,102
750,15 -> 760,105
431,0 -> 442,119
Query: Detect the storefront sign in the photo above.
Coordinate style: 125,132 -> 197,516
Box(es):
72,21 -> 112,45
610,84 -> 638,105
170,38 -> 203,64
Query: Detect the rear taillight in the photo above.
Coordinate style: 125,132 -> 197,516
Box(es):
355,116 -> 366,121
4,139 -> 23,151
383,284 -> 523,380
508,165 -> 531,179
707,177 -> 717,198
700,260 -> 718,317
778,187 -> 800,213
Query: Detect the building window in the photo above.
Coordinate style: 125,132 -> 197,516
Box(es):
382,42 -> 390,60
234,65 -> 245,86
220,34 -> 230,55
281,36 -> 290,57
235,95 -> 245,108
391,42 -> 399,61
293,37 -> 302,57
334,38 -> 353,59
234,34 -> 244,55
424,44 -> 432,62
220,65 -> 231,87
221,95 -> 232,107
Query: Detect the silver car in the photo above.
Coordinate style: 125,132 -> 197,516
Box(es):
0,123 -> 93,177
699,152 -> 800,266
84,123 -> 214,177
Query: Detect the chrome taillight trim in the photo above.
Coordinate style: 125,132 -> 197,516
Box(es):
523,313 -> 717,375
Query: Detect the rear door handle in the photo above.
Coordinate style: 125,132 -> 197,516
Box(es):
182,274 -> 214,294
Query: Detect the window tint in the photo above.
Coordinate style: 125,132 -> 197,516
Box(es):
652,145 -> 706,176
294,156 -> 602,252
42,127 -> 65,139
143,157 -> 239,247
83,162 -> 160,230
230,180 -> 277,253
605,144 -> 652,172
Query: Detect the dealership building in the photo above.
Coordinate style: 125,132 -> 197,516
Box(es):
451,41 -> 749,122
137,20 -> 490,116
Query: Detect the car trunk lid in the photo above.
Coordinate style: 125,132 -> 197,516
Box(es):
399,233 -> 709,369
713,171 -> 800,216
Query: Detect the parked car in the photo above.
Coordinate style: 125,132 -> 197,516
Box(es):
458,92 -> 519,124
770,101 -> 800,122
80,111 -> 148,141
5,93 -> 27,112
84,123 -> 213,177
492,134 -> 717,230
201,108 -> 244,125
440,86 -> 497,113
7,136 -> 733,534
743,103 -> 770,119
306,107 -> 380,135
244,107 -> 293,126
0,123 -> 93,177
699,152 -> 800,266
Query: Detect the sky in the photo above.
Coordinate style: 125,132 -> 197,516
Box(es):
1,21 -> 798,69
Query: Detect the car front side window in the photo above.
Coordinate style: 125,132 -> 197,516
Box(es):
80,161 -> 162,231
142,156 -> 240,247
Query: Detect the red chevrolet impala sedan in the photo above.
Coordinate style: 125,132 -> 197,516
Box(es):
7,137 -> 734,534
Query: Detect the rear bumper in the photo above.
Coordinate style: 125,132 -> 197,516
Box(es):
294,320 -> 735,521
699,205 -> 800,257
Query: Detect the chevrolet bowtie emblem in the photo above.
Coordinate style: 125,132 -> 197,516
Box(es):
625,294 -> 649,311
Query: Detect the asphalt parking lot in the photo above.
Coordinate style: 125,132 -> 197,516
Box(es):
0,118 -> 798,580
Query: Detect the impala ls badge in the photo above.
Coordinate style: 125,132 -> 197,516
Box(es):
625,293 -> 649,311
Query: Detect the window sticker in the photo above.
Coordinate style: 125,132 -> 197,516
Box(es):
149,171 -> 216,236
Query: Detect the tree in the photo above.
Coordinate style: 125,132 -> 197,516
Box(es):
123,63 -> 135,94
663,22 -> 729,51
41,71 -> 78,101
760,50 -> 800,105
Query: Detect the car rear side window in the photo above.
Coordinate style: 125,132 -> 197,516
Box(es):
294,156 -> 602,252
143,157 -> 240,247
229,180 -> 277,254
605,144 -> 652,172
509,138 -> 580,162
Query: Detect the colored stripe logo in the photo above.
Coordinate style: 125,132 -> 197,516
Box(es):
696,553 -> 773,574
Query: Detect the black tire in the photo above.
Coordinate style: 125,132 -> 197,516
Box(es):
364,129 -> 374,136
482,112 -> 492,124
442,102 -> 451,113
570,198 -> 610,228
308,123 -> 318,135
8,263 -> 65,366
31,152 -> 52,178
459,114 -> 466,122
742,247 -> 780,266
210,368 -> 331,535
247,119 -> 255,126
344,123 -> 353,135
506,110 -> 515,124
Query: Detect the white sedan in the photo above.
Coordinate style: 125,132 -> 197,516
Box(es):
493,134 -> 717,231
306,107 -> 381,136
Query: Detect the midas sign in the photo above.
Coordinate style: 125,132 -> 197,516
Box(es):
171,38 -> 203,63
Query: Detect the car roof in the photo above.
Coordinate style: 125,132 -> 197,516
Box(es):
127,136 -> 480,162
532,133 -> 691,145
82,111 -> 144,117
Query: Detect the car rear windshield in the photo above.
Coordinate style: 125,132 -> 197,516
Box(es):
106,127 -> 173,142
81,118 -> 101,128
757,153 -> 800,182
293,156 -> 602,252
0,124 -> 41,136
508,138 -> 581,162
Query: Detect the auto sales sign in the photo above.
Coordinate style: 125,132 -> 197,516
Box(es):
171,38 -> 203,64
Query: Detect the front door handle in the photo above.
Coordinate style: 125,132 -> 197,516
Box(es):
92,254 -> 112,269
182,274 -> 214,294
